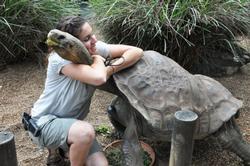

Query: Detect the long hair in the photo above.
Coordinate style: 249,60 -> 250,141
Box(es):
56,16 -> 87,38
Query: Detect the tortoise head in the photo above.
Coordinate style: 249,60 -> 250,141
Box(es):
46,29 -> 93,64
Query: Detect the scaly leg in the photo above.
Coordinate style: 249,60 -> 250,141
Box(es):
214,119 -> 250,166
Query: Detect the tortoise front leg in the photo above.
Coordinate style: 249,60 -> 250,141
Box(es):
107,97 -> 144,166
122,110 -> 144,166
214,118 -> 250,166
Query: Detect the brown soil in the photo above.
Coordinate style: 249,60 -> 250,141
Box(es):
0,59 -> 249,166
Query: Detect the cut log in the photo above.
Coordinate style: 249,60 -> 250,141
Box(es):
0,131 -> 18,166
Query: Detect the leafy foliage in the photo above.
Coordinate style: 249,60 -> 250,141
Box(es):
95,124 -> 111,135
90,0 -> 250,75
0,0 -> 81,64
105,143 -> 152,166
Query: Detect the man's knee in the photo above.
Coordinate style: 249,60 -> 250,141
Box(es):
68,121 -> 95,145
86,152 -> 108,166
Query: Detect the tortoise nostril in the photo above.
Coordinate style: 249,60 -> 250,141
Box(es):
58,35 -> 65,40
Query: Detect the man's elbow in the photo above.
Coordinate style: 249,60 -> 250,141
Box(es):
92,75 -> 107,86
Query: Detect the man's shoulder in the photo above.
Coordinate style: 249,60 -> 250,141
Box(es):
96,41 -> 110,58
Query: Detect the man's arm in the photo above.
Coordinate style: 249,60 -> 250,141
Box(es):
61,55 -> 108,86
60,44 -> 143,86
105,44 -> 143,77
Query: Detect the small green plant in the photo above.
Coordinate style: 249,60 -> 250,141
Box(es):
105,145 -> 152,166
105,146 -> 123,166
95,124 -> 111,135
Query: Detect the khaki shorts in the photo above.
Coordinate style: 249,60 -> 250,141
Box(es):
37,118 -> 101,155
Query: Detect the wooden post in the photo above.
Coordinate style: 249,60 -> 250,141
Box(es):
0,131 -> 18,166
169,109 -> 198,166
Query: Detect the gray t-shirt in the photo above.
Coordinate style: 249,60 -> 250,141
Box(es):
31,41 -> 110,127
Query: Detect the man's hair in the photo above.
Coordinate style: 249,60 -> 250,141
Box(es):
56,16 -> 86,38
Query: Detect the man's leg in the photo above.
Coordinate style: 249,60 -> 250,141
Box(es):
67,120 -> 95,166
38,118 -> 76,166
43,119 -> 101,166
86,152 -> 108,166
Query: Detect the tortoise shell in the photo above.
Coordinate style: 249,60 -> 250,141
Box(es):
113,51 -> 242,138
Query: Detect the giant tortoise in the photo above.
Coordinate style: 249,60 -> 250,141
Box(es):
46,29 -> 250,165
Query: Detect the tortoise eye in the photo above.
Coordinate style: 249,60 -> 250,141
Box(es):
58,35 -> 65,40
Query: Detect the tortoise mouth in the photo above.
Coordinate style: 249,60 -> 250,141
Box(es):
46,38 -> 60,47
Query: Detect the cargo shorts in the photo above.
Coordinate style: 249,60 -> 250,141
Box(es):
36,118 -> 101,155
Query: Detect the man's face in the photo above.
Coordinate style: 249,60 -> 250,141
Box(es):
78,22 -> 97,55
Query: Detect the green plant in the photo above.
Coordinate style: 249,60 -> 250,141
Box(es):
105,144 -> 152,166
0,0 -> 81,64
95,124 -> 111,135
90,0 -> 250,76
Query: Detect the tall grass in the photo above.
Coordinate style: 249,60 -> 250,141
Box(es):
90,0 -> 250,75
0,0 -> 81,64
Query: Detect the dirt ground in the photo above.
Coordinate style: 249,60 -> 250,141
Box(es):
0,57 -> 249,165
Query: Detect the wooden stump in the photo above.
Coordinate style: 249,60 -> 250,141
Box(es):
169,110 -> 198,166
0,131 -> 18,166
